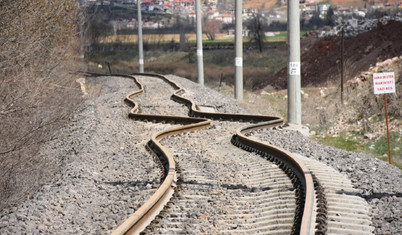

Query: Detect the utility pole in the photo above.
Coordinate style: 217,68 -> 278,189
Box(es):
196,0 -> 204,85
287,0 -> 301,125
341,28 -> 344,105
80,17 -> 85,62
79,1 -> 85,71
234,0 -> 243,100
137,0 -> 144,73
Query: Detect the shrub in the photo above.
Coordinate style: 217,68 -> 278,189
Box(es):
0,0 -> 82,211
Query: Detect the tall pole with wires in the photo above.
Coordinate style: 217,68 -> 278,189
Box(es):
137,0 -> 144,73
287,0 -> 301,125
196,0 -> 204,85
234,0 -> 243,100
341,28 -> 345,105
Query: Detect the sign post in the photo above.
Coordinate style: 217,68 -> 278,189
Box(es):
373,72 -> 396,164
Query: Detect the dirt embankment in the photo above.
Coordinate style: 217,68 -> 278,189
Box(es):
255,20 -> 402,90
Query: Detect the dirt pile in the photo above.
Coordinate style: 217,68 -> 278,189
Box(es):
255,20 -> 402,90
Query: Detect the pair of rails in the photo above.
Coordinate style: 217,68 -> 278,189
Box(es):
84,73 -> 322,235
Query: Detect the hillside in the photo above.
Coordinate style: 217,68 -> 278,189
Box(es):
243,0 -> 401,11
255,20 -> 402,89
330,0 -> 400,5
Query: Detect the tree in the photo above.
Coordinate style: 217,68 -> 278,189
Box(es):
308,11 -> 325,29
202,18 -> 222,41
326,6 -> 336,26
247,14 -> 267,52
86,7 -> 113,44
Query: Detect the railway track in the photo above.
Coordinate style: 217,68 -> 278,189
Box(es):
81,72 -> 373,234
142,120 -> 300,234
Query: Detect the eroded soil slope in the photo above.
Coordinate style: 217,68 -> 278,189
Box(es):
255,20 -> 402,89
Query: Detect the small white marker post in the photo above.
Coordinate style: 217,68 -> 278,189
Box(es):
373,72 -> 396,164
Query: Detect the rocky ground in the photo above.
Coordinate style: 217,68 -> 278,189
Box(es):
251,128 -> 402,234
0,74 -> 401,234
0,76 -> 164,234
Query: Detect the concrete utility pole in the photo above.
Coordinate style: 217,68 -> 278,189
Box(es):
80,17 -> 85,62
78,0 -> 85,63
78,0 -> 85,72
234,0 -> 243,100
195,0 -> 204,85
137,0 -> 144,73
341,28 -> 345,105
287,0 -> 301,125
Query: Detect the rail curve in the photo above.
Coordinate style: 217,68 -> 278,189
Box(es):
87,72 -> 317,235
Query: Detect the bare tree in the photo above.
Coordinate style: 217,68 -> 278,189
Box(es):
86,6 -> 113,44
0,0 -> 82,211
247,13 -> 267,52
202,18 -> 223,41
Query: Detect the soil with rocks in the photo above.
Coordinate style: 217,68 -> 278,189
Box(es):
0,74 -> 400,234
255,20 -> 402,90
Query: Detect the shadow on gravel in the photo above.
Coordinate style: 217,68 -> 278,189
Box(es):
104,180 -> 160,187
336,190 -> 402,200
221,184 -> 273,192
179,180 -> 275,192
362,192 -> 402,200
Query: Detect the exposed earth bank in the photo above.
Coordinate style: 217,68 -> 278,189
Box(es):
255,20 -> 402,89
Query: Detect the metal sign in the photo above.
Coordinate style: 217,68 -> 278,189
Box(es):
373,72 -> 395,94
288,62 -> 300,75
373,72 -> 396,164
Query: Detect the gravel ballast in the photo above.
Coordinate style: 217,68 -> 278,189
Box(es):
0,74 -> 400,234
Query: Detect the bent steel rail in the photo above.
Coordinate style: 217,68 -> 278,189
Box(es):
84,73 -> 316,234
234,124 -> 315,234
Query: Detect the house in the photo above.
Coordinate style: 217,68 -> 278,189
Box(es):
227,28 -> 249,37
173,0 -> 195,10
188,10 -> 196,19
207,10 -> 219,20
127,21 -> 136,29
143,21 -> 162,28
216,14 -> 234,24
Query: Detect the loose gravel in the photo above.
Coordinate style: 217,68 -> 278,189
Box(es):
0,74 -> 400,234
0,76 -> 163,234
143,120 -> 297,234
168,74 -> 402,235
250,128 -> 402,235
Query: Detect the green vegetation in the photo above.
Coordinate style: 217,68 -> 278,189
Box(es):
313,134 -> 368,152
371,132 -> 402,161
84,39 -> 288,89
265,31 -> 307,42
313,132 -> 402,169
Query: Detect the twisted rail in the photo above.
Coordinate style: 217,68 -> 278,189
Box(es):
84,73 -> 316,235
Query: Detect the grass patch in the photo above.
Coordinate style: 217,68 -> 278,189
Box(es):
85,48 -> 285,90
313,134 -> 366,152
312,132 -> 402,169
266,31 -> 308,42
371,132 -> 401,156
369,132 -> 402,167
